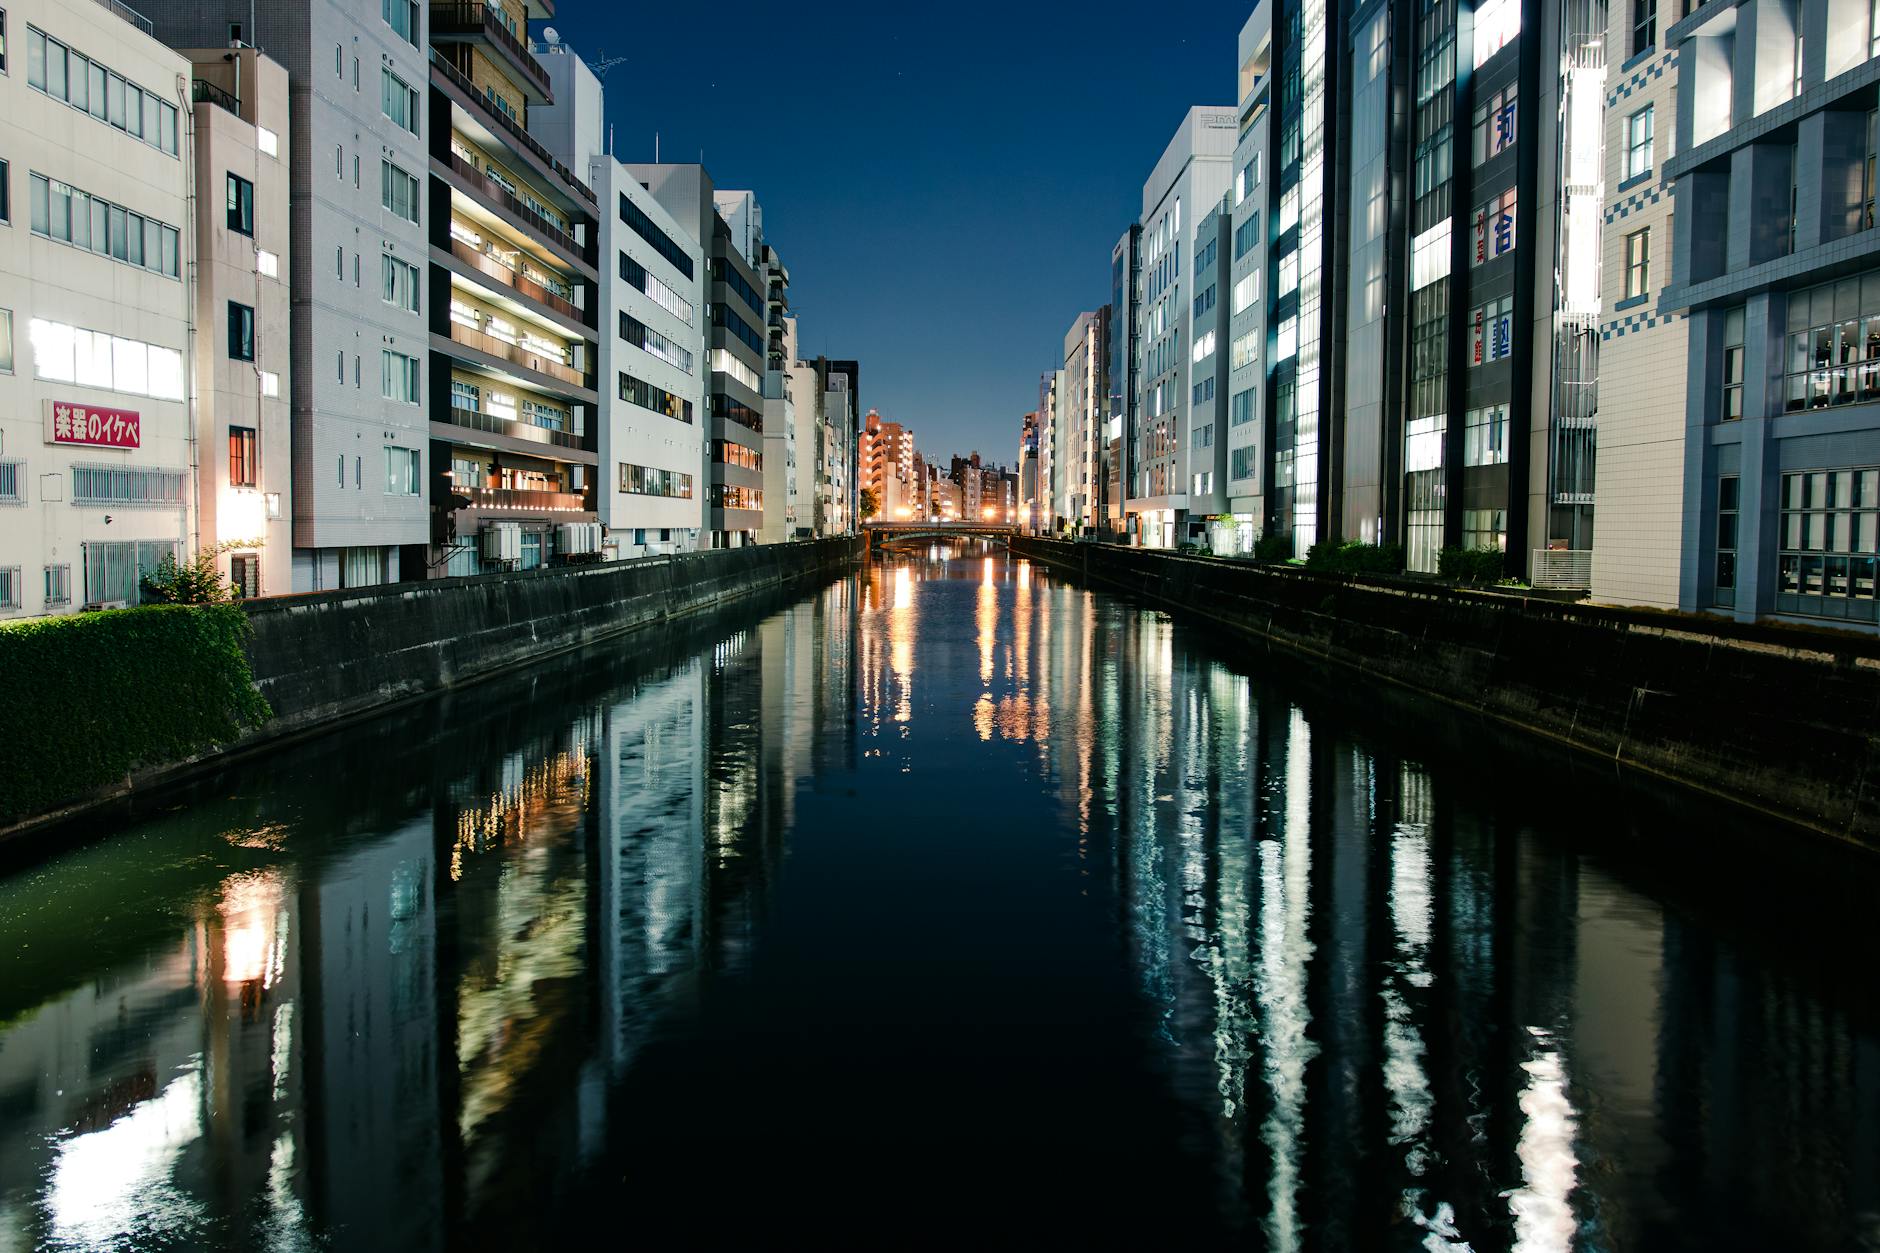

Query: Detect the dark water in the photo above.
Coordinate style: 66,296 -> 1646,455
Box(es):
2,545 -> 1878,1251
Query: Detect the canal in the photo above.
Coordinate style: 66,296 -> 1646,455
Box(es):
1,544 -> 1876,1249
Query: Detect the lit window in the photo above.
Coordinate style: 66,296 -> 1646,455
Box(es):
1624,228 -> 1651,300
1626,106 -> 1654,180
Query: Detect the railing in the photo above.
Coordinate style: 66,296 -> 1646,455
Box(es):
429,48 -> 596,208
88,0 -> 153,36
463,485 -> 589,513
430,3 -> 553,99
191,78 -> 241,117
446,321 -> 587,388
1531,549 -> 1593,591
447,237 -> 584,323
443,151 -> 589,264
445,400 -> 584,450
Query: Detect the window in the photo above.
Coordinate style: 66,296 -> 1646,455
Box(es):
228,425 -> 257,486
1474,0 -> 1520,66
71,465 -> 186,505
0,10 -> 7,75
619,462 -> 694,498
620,193 -> 694,279
711,440 -> 763,472
1192,378 -> 1216,405
1193,284 -> 1216,320
29,174 -> 180,277
1722,307 -> 1745,420
1191,329 -> 1217,363
381,159 -> 419,223
44,564 -> 71,607
1471,296 -> 1514,364
620,311 -> 694,373
1232,272 -> 1260,315
381,350 -> 419,403
25,29 -> 177,155
381,67 -> 417,133
382,254 -> 419,312
619,252 -> 694,324
1624,229 -> 1651,300
1231,388 -> 1255,428
1471,86 -> 1518,164
227,302 -> 255,361
1715,475 -> 1739,604
0,567 -> 18,611
1412,220 -> 1452,289
0,159 -> 8,223
0,459 -> 20,504
709,484 -> 763,511
258,127 -> 278,158
258,249 -> 279,278
382,0 -> 418,46
1631,0 -> 1656,56
29,319 -> 184,399
385,445 -> 420,495
1192,423 -> 1214,449
226,173 -> 254,236
80,540 -> 174,605
1234,212 -> 1260,259
0,309 -> 11,374
230,553 -> 258,599
1626,107 -> 1654,180
712,348 -> 761,392
1464,404 -> 1509,465
619,372 -> 694,422
1777,469 -> 1880,609
1474,188 -> 1517,263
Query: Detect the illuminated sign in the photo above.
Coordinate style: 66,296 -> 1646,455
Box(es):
45,400 -> 140,450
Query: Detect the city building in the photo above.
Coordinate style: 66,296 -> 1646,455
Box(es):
1667,0 -> 1880,629
1224,13 -> 1271,555
790,354 -> 855,537
1108,227 -> 1141,538
762,314 -> 798,542
4,1 -> 194,616
1125,106 -> 1237,548
534,43 -> 705,561
1060,309 -> 1110,534
859,409 -> 915,518
1017,410 -> 1041,532
426,8 -> 602,575
1039,370 -> 1063,531
147,0 -> 435,590
1189,200 -> 1232,548
186,47 -> 294,598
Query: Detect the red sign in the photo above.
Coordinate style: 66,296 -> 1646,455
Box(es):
46,401 -> 141,450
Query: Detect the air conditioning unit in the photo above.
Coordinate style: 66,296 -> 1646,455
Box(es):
481,522 -> 521,562
558,521 -> 601,555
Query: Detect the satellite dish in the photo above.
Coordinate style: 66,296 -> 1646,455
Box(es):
543,27 -> 560,45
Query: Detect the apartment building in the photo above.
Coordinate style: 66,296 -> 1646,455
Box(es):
1107,226 -> 1140,538
1226,20 -> 1271,555
1667,0 -> 1880,629
534,43 -> 705,561
793,354 -> 855,536
186,47 -> 294,598
859,409 -> 915,519
2,1 -> 193,616
762,313 -> 798,542
1189,201 -> 1232,542
1040,369 -> 1063,531
146,0 -> 433,590
1060,309 -> 1109,533
1126,106 -> 1237,549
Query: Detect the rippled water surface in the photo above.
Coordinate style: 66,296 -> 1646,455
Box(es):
2,545 -> 1877,1249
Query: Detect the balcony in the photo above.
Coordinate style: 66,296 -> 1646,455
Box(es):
462,485 -> 589,513
446,320 -> 586,388
191,78 -> 240,117
429,49 -> 595,209
443,150 -> 590,266
447,236 -> 583,324
430,3 -> 552,102
88,0 -> 152,35
443,401 -> 586,451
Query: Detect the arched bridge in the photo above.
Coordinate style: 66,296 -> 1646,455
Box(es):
862,521 -> 1017,552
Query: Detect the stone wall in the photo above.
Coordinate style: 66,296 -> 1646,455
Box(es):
245,538 -> 859,734
1012,538 -> 1880,852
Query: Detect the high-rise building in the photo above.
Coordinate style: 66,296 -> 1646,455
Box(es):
1017,411 -> 1041,532
1040,370 -> 1064,531
1108,227 -> 1141,539
1126,106 -> 1237,549
146,0 -> 437,590
534,44 -> 706,561
763,314 -> 799,542
1189,201 -> 1232,540
1060,309 -> 1110,533
859,410 -> 915,519
186,47 -> 295,598
1666,0 -> 1880,629
2,0 -> 194,615
1225,14 -> 1271,555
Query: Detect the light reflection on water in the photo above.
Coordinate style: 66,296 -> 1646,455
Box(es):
0,545 -> 1875,1248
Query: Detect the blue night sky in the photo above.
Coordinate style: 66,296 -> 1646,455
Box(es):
550,0 -> 1252,469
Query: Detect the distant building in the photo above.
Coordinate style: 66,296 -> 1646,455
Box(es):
1061,309 -> 1110,533
859,410 -> 915,519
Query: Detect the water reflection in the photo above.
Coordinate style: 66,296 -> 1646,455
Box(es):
0,550 -> 1875,1248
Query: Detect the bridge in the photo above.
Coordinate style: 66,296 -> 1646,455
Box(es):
862,520 -> 1017,553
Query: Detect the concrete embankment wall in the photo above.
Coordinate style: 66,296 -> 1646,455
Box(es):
1012,538 -> 1880,852
1,539 -> 857,849
246,537 -> 859,734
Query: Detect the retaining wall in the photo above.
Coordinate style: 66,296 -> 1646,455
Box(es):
1012,538 -> 1880,852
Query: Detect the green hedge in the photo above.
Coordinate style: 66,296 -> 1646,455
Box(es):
0,604 -> 271,826
1438,546 -> 1507,585
1305,540 -> 1405,576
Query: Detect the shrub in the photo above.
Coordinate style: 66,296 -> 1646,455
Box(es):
0,604 -> 272,825
1438,546 -> 1507,585
1304,540 -> 1405,576
1253,533 -> 1294,563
